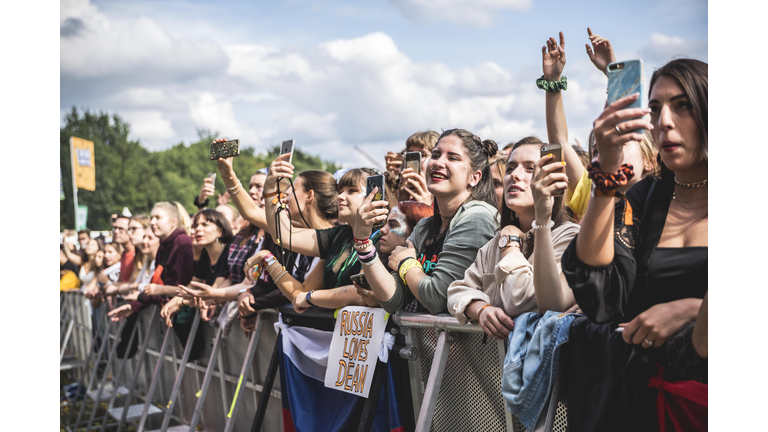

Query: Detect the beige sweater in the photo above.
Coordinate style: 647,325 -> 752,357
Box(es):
446,222 -> 580,324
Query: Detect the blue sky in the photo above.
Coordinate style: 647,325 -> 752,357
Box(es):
61,0 -> 707,167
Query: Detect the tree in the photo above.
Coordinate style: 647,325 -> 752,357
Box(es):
60,108 -> 341,231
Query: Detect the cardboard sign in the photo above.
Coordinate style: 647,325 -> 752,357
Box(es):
324,306 -> 387,398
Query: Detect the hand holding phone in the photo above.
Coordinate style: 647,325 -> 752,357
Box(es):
539,143 -> 565,196
403,152 -> 422,176
606,60 -> 645,134
210,139 -> 240,160
366,175 -> 387,231
280,140 -> 295,165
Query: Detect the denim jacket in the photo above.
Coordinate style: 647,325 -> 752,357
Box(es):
501,310 -> 583,430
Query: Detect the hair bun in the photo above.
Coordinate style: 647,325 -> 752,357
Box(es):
480,139 -> 498,158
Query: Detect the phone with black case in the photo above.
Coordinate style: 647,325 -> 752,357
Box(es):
540,143 -> 565,196
366,175 -> 386,231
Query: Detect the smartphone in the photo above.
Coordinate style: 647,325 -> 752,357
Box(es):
403,151 -> 422,176
540,143 -> 565,196
366,175 -> 386,230
280,139 -> 295,165
350,273 -> 370,289
606,60 -> 645,134
209,139 -> 240,160
208,173 -> 216,184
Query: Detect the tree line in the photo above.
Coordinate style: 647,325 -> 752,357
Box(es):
60,108 -> 341,231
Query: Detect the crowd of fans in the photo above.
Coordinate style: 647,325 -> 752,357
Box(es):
60,29 -> 707,431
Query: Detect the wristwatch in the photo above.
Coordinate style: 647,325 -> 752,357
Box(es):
498,235 -> 522,249
306,290 -> 316,307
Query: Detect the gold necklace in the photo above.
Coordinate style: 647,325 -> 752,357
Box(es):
674,176 -> 708,189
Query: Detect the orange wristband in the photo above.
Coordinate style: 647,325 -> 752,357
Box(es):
478,304 -> 491,319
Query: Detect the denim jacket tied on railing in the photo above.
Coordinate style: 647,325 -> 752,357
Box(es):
501,310 -> 583,430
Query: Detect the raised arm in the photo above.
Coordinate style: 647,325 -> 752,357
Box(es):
542,32 -> 584,195
585,27 -> 617,77
352,188 -> 399,305
575,94 -> 651,266
530,155 -> 577,312
263,153 -> 322,257
214,139 -> 269,231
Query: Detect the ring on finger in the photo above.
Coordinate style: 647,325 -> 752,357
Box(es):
644,338 -> 654,347
615,125 -> 623,135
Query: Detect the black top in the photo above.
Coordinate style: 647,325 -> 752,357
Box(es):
194,243 -> 232,285
316,225 -> 361,289
561,175 -> 708,323
561,175 -> 708,432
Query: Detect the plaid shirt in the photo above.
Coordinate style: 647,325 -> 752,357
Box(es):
227,230 -> 262,284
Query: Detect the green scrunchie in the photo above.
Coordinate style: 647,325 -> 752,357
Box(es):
536,75 -> 567,92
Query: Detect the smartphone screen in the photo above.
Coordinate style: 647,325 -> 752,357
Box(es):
208,173 -> 216,184
280,139 -> 295,164
403,152 -> 422,175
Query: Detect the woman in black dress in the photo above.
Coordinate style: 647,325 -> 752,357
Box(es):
561,58 -> 707,431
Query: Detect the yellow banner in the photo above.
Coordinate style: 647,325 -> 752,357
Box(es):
71,137 -> 95,191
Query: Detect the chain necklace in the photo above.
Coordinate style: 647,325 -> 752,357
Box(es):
674,177 -> 708,189
672,192 -> 708,210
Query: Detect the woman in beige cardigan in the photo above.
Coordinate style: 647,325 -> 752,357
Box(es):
447,137 -> 580,339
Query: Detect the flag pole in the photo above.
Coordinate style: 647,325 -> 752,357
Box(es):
70,137 -> 79,230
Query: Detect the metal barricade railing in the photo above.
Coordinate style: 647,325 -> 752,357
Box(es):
393,311 -> 568,432
62,291 -> 568,432
60,291 -> 284,432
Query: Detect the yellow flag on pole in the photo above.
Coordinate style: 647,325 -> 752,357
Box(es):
71,137 -> 95,191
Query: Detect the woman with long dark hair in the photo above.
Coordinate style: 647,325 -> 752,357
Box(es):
353,128 -> 500,314
561,58 -> 708,432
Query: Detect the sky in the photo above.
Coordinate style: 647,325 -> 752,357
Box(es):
60,0 -> 708,168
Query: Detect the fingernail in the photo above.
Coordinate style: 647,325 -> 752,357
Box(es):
560,161 -> 566,166
547,153 -> 553,157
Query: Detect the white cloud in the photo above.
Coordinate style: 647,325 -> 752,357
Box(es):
121,110 -> 177,146
639,32 -> 708,66
390,0 -> 533,27
62,0 -> 620,166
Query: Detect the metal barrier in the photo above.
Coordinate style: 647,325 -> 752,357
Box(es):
62,292 -> 568,432
60,291 -> 283,432
393,311 -> 568,432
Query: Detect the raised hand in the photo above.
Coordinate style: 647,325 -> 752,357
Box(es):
592,94 -> 652,174
585,27 -> 617,76
264,153 -> 294,193
198,174 -> 216,206
531,154 -> 569,225
398,168 -> 432,205
384,152 -> 402,178
353,186 -> 389,240
542,31 -> 566,81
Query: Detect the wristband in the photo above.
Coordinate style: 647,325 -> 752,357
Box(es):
238,287 -> 251,295
353,237 -> 371,245
530,219 -> 554,230
361,253 -> 380,267
358,248 -> 377,261
263,190 -> 280,198
398,258 -> 423,284
478,304 -> 491,319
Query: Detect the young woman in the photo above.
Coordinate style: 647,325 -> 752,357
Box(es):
446,137 -> 581,339
395,131 -> 439,206
162,209 -> 233,323
491,153 -> 507,210
354,129 -> 500,314
561,58 -> 708,432
352,201 -> 434,307
105,228 -> 161,299
176,165 -> 337,319
108,202 -> 194,321
256,160 -> 381,310
73,239 -> 102,288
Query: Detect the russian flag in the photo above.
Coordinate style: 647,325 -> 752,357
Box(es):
277,325 -> 404,432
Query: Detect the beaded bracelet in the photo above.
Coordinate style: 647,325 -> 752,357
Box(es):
536,75 -> 567,93
398,258 -> 423,284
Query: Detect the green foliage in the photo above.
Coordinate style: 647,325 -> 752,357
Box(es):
60,108 -> 341,231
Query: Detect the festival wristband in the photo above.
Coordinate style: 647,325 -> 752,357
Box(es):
398,259 -> 423,284
263,190 -> 280,198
